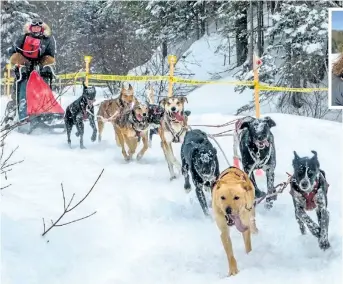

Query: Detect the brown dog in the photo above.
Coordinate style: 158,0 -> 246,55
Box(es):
158,96 -> 189,180
97,84 -> 138,143
115,101 -> 150,161
212,166 -> 258,277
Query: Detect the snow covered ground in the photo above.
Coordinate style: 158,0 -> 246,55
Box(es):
1,89 -> 342,284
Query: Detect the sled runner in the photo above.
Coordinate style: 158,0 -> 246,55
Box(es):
4,62 -> 65,134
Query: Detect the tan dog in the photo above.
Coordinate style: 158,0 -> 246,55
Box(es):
158,96 -> 189,180
114,101 -> 150,161
212,166 -> 258,277
97,84 -> 138,142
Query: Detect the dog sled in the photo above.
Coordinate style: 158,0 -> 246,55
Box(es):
2,61 -> 65,134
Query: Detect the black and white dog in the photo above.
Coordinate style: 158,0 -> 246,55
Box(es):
233,116 -> 277,209
290,150 -> 330,250
64,83 -> 97,149
181,129 -> 220,216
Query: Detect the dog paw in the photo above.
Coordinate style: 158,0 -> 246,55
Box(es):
184,188 -> 192,194
80,145 -> 86,149
264,201 -> 273,210
136,153 -> 143,161
266,194 -> 277,202
228,267 -> 239,277
124,156 -> 131,162
319,238 -> 331,250
170,175 -> 177,181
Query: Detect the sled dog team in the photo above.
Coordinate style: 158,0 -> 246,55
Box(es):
65,83 -> 331,277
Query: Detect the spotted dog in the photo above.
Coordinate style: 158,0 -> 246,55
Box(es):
159,96 -> 189,180
233,116 -> 277,209
181,129 -> 220,216
290,151 -> 330,250
64,83 -> 97,149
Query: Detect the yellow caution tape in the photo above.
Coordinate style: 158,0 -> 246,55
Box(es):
172,77 -> 255,86
57,72 -> 87,80
1,72 -> 329,93
259,84 -> 328,92
88,74 -> 169,81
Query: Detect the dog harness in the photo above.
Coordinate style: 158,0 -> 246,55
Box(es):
289,172 -> 329,211
163,112 -> 187,143
129,110 -> 149,140
247,141 -> 273,177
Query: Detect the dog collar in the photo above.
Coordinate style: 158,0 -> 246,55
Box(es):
289,173 -> 329,211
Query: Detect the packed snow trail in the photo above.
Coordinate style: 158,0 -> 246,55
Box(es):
1,94 -> 342,284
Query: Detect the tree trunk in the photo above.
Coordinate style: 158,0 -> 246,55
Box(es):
235,2 -> 248,66
248,0 -> 254,68
200,1 -> 206,37
257,1 -> 264,56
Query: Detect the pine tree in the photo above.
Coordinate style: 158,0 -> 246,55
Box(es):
1,0 -> 38,69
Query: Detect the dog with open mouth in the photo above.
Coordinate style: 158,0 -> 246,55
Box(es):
114,101 -> 150,161
181,129 -> 220,216
158,96 -> 189,180
290,150 -> 330,250
212,166 -> 258,277
97,84 -> 138,143
64,82 -> 97,149
233,116 -> 277,209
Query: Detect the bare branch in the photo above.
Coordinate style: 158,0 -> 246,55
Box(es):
41,169 -> 104,237
54,211 -> 97,227
67,169 -> 104,212
61,183 -> 66,210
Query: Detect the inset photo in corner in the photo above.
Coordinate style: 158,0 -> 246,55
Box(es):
329,8 -> 343,108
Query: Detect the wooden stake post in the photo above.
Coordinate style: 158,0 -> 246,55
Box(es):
253,53 -> 262,118
6,63 -> 11,97
84,55 -> 92,87
167,55 -> 177,97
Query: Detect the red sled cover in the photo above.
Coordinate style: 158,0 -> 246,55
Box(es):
26,70 -> 64,116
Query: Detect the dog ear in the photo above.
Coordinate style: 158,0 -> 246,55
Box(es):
159,97 -> 168,107
214,180 -> 222,190
311,150 -> 318,159
263,116 -> 276,128
244,184 -> 255,210
128,84 -> 133,90
82,81 -> 87,89
293,151 -> 300,161
310,150 -> 320,167
179,96 -> 188,104
238,121 -> 250,130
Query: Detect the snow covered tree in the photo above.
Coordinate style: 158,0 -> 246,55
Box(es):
33,1 -> 80,74
235,1 -> 340,119
1,0 -> 38,70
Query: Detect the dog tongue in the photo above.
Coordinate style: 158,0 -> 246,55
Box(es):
174,112 -> 184,122
230,214 -> 248,233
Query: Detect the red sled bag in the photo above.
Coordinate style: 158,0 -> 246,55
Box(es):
22,36 -> 41,59
26,71 -> 64,116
